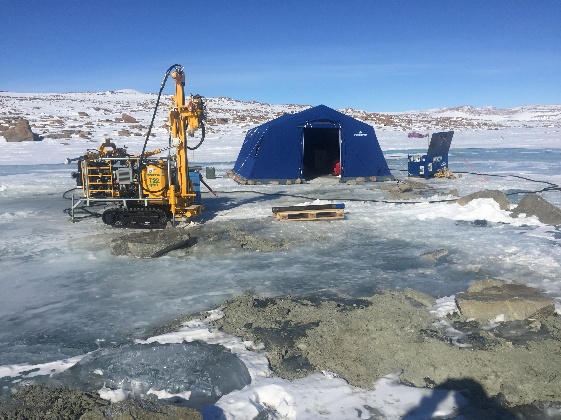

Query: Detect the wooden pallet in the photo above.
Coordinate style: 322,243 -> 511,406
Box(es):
274,209 -> 344,221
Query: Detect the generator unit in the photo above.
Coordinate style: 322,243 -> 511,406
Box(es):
408,131 -> 454,178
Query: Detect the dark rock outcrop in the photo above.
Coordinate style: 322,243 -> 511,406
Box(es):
420,248 -> 448,260
216,290 -> 561,407
455,279 -> 555,321
110,229 -> 191,258
1,118 -> 42,142
0,385 -> 202,420
511,194 -> 561,226
456,190 -> 510,210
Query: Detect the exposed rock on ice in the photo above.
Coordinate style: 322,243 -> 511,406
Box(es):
385,190 -> 421,200
403,287 -> 437,307
168,219 -> 291,255
511,194 -> 561,226
384,178 -> 439,201
456,189 -> 510,210
214,290 -> 561,407
0,385 -> 202,419
455,279 -> 555,321
84,398 -> 203,419
420,248 -> 449,260
110,229 -> 191,258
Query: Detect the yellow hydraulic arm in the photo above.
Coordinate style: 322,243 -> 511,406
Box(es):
168,68 -> 205,202
135,64 -> 206,219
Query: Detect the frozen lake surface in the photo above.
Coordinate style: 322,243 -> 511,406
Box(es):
1,149 -> 560,367
1,93 -> 561,417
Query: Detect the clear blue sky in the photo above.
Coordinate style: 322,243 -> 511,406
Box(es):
1,0 -> 560,111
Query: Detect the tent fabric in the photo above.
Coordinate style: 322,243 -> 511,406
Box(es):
232,105 -> 393,183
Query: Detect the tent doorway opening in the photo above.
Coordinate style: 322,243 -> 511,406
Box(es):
302,127 -> 340,180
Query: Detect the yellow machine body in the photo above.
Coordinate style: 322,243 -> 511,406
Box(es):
68,64 -> 207,227
141,164 -> 168,199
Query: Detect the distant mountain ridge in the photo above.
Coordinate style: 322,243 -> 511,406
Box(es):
424,104 -> 561,121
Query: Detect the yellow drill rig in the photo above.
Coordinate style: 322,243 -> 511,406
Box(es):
67,64 -> 208,228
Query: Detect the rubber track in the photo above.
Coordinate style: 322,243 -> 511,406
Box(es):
102,207 -> 168,228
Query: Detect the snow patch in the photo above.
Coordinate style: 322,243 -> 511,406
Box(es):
416,198 -> 543,226
428,296 -> 458,318
0,356 -> 85,379
147,388 -> 192,401
213,372 -> 467,420
98,386 -> 129,403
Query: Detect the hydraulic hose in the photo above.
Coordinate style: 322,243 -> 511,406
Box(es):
140,64 -> 183,166
187,120 -> 206,150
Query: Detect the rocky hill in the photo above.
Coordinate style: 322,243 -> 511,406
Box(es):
1,91 -> 560,143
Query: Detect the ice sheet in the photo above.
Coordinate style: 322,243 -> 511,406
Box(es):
1,94 -> 561,417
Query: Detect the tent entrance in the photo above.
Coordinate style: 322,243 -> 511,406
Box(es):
302,127 -> 340,180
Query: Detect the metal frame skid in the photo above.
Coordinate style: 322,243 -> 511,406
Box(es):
69,144 -> 202,227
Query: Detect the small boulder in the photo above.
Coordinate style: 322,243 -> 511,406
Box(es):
397,182 -> 413,193
455,190 -> 510,210
466,278 -> 504,293
78,131 -> 92,139
455,279 -> 555,322
385,191 -> 419,201
511,194 -> 561,226
121,113 -> 138,123
402,179 -> 430,190
403,287 -> 437,307
1,118 -> 41,142
447,189 -> 460,197
44,133 -> 67,139
420,248 -> 448,260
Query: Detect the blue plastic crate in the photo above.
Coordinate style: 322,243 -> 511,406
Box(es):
189,170 -> 202,204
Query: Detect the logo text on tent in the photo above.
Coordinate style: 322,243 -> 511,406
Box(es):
354,131 -> 368,137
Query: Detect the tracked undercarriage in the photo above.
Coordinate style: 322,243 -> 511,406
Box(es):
101,207 -> 169,228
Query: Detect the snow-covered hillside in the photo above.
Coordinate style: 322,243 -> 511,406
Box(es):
1,91 -> 560,146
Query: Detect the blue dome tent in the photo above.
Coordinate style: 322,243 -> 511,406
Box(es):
231,105 -> 393,184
